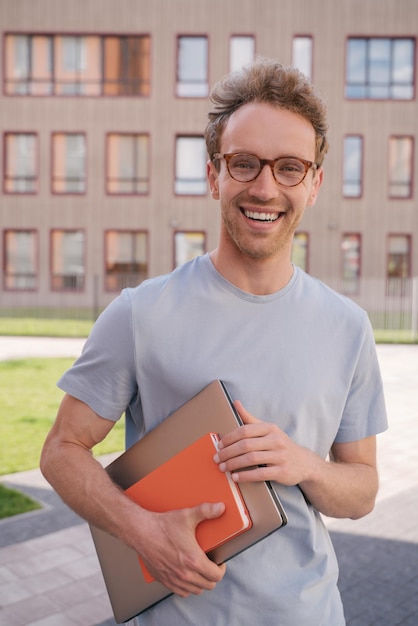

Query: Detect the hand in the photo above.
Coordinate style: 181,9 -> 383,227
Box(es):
137,501 -> 227,597
214,401 -> 316,486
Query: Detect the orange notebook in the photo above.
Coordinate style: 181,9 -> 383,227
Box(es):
125,432 -> 252,582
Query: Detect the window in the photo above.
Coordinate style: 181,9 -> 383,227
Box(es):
175,136 -> 207,195
52,133 -> 86,193
346,37 -> 415,99
291,232 -> 309,272
176,36 -> 208,97
342,234 -> 361,294
388,136 -> 413,198
103,36 -> 151,96
292,36 -> 313,79
5,34 -> 53,95
3,230 -> 37,290
54,35 -> 101,95
174,231 -> 206,268
343,136 -> 363,198
4,133 -> 37,193
5,34 -> 151,96
230,36 -> 255,72
51,230 -> 85,291
105,230 -> 148,291
387,235 -> 411,279
107,134 -> 149,194
387,234 -> 411,297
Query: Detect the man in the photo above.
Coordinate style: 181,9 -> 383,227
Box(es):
41,58 -> 387,625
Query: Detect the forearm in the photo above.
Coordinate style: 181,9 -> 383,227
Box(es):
298,450 -> 379,519
41,394 -> 226,596
40,439 -> 149,548
216,402 -> 379,521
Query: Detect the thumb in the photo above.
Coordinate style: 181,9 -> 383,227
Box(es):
191,501 -> 225,527
233,400 -> 261,425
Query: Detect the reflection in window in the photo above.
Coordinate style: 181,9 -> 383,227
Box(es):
342,234 -> 361,294
388,136 -> 413,198
54,36 -> 100,95
346,37 -> 414,99
292,36 -> 313,79
175,136 -> 207,195
4,133 -> 37,193
176,36 -> 208,97
230,36 -> 255,72
107,134 -> 149,194
105,230 -> 148,291
4,230 -> 37,290
387,234 -> 411,297
52,133 -> 86,193
51,230 -> 85,291
103,36 -> 151,96
291,232 -> 309,272
343,136 -> 363,198
5,34 -> 53,95
174,231 -> 206,268
5,34 -> 150,96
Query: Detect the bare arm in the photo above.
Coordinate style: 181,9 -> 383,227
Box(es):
40,394 -> 226,595
214,401 -> 379,520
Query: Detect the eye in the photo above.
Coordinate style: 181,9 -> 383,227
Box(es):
276,158 -> 305,174
230,155 -> 259,171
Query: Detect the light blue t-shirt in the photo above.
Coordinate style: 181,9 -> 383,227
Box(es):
59,254 -> 387,626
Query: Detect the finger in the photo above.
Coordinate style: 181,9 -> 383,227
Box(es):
233,400 -> 262,425
191,501 -> 225,526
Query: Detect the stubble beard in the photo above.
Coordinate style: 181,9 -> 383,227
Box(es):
221,198 -> 302,261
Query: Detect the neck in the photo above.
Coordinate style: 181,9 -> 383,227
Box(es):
209,247 -> 294,296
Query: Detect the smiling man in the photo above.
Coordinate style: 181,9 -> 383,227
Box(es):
41,59 -> 387,626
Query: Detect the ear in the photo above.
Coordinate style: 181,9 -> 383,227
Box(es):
307,167 -> 324,207
207,160 -> 220,199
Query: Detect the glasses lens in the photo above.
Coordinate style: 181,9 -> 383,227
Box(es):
274,158 -> 308,185
228,154 -> 261,181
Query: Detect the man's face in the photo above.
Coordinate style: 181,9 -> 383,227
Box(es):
207,102 -> 323,261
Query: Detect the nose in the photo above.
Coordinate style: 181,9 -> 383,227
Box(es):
246,163 -> 280,200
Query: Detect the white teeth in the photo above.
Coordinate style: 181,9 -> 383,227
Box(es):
244,210 -> 279,222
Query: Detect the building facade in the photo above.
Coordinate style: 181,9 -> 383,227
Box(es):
1,0 -> 417,319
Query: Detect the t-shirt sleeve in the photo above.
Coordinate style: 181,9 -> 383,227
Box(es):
57,289 -> 137,421
334,318 -> 388,443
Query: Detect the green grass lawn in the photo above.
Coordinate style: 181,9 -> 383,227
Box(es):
0,317 -> 93,338
0,357 -> 124,476
0,483 -> 42,519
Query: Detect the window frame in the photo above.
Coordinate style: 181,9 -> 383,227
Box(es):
341,233 -> 362,295
106,132 -> 150,195
292,35 -> 313,80
104,229 -> 148,291
50,228 -> 86,292
388,135 -> 414,199
291,232 -> 309,273
176,35 -> 209,98
174,135 -> 208,196
51,132 -> 87,195
173,230 -> 206,268
345,36 -> 415,100
4,132 -> 38,194
229,35 -> 255,72
342,135 -> 364,198
3,229 -> 38,291
4,33 -> 151,97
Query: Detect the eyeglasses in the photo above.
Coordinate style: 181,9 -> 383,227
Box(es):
212,153 -> 317,187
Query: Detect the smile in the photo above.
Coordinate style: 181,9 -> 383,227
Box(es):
243,209 -> 281,222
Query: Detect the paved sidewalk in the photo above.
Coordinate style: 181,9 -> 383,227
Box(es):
0,340 -> 417,625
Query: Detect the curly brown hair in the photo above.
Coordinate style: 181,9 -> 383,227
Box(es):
205,57 -> 329,167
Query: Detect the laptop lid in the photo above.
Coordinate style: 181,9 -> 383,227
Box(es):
90,380 -> 287,623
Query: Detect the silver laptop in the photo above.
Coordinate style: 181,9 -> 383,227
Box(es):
90,380 -> 287,623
